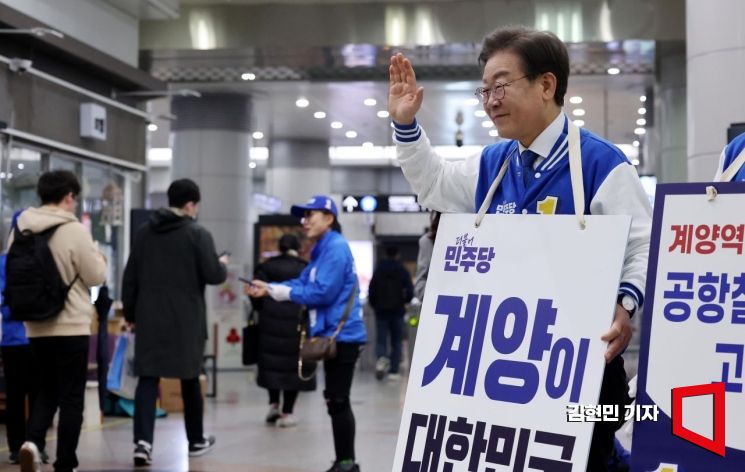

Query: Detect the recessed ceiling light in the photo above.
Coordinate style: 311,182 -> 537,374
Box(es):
572,109 -> 586,117
640,95 -> 647,102
331,121 -> 343,129
252,131 -> 264,140
362,142 -> 373,147
634,127 -> 646,135
241,72 -> 256,81
607,67 -> 620,75
633,140 -> 640,147
638,107 -> 646,115
345,130 -> 358,138
147,123 -> 158,132
569,96 -> 583,104
363,98 -> 377,106
17,163 -> 24,170
489,129 -> 499,137
377,110 -> 389,118
474,110 -> 487,117
481,120 -> 493,128
573,119 -> 585,127
466,98 -> 480,107
313,111 -> 326,119
249,162 -> 257,169
636,118 -> 647,126
295,97 -> 310,108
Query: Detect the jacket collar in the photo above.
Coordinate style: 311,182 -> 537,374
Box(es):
311,230 -> 336,260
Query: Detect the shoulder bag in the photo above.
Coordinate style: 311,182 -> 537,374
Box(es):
298,279 -> 358,380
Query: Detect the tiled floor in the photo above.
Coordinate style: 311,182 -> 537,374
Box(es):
0,342 -> 640,472
0,367 -> 407,472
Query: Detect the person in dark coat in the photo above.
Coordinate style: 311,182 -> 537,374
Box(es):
368,246 -> 413,381
250,233 -> 315,427
122,179 -> 228,466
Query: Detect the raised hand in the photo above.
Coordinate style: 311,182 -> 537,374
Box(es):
388,53 -> 424,125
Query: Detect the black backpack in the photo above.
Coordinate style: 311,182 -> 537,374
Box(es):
3,223 -> 79,321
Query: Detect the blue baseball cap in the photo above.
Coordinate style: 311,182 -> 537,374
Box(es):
290,195 -> 338,218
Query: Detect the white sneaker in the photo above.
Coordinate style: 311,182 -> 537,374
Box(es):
388,373 -> 402,381
19,442 -> 41,472
277,414 -> 297,427
188,435 -> 216,457
375,357 -> 390,380
265,404 -> 281,423
134,439 -> 153,466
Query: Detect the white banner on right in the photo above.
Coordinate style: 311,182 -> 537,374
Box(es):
633,182 -> 745,471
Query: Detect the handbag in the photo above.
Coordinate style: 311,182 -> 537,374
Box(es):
298,280 -> 358,380
242,307 -> 260,366
106,331 -> 138,400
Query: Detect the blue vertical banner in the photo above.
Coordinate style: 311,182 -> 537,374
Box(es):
391,213 -> 631,471
633,182 -> 745,471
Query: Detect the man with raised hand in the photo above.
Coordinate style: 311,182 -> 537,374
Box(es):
388,26 -> 652,471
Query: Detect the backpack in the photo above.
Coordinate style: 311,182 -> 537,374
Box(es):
3,223 -> 79,321
373,269 -> 407,311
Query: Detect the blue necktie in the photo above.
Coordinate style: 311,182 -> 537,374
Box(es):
521,150 -> 538,187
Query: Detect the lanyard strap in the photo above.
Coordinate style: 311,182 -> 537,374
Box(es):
475,119 -> 586,229
718,147 -> 745,182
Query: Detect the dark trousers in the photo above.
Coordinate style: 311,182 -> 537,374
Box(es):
375,315 -> 404,373
1,345 -> 41,453
586,355 -> 631,472
134,376 -> 203,445
323,343 -> 361,462
27,336 -> 89,472
268,389 -> 299,414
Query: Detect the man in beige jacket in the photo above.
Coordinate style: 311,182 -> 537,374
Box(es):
11,171 -> 107,472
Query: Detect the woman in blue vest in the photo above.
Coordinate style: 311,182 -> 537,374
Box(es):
246,195 -> 367,472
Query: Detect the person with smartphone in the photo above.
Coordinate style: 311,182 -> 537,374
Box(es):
122,179 -> 228,466
245,195 -> 367,472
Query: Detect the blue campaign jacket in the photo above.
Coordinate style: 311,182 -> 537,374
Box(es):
394,113 -> 652,310
0,253 -> 29,347
719,132 -> 745,181
473,120 -> 644,304
475,119 -> 629,215
283,230 -> 367,343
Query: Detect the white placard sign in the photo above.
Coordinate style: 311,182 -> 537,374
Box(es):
392,213 -> 631,471
632,183 -> 745,470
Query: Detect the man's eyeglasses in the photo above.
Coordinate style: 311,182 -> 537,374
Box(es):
474,75 -> 529,104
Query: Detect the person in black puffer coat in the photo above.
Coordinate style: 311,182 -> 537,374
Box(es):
250,233 -> 315,427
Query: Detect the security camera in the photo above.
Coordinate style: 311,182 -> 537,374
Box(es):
455,129 -> 464,148
9,58 -> 32,74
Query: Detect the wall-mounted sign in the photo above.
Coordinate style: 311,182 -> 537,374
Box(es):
80,102 -> 107,141
341,194 -> 428,213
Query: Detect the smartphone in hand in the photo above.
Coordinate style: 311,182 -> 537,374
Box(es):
238,276 -> 256,287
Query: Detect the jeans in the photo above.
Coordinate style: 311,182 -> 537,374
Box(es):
269,389 -> 299,414
374,315 -> 404,373
323,342 -> 362,462
27,336 -> 89,472
134,376 -> 203,445
1,344 -> 40,453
